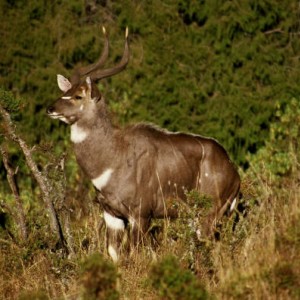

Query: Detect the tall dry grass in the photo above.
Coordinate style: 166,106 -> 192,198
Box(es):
1,163 -> 299,299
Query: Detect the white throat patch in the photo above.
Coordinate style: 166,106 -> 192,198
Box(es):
92,168 -> 114,191
70,123 -> 88,143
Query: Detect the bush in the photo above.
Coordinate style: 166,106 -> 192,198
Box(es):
148,255 -> 210,300
80,253 -> 119,300
247,98 -> 300,183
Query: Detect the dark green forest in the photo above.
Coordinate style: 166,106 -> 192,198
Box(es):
0,1 -> 299,299
1,0 -> 300,165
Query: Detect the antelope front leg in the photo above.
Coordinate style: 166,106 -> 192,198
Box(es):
103,211 -> 125,262
129,217 -> 150,252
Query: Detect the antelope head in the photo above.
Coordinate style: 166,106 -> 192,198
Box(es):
46,27 -> 129,125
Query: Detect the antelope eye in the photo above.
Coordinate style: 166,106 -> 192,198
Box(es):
75,95 -> 82,100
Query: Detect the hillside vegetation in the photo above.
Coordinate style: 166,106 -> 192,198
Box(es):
0,1 -> 299,299
1,0 -> 300,164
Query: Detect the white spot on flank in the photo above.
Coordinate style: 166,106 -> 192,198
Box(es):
92,169 -> 114,191
230,197 -> 237,212
108,245 -> 119,262
103,211 -> 125,231
70,123 -> 88,143
205,172 -> 209,177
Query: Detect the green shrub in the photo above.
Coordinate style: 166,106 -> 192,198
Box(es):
273,262 -> 300,296
148,255 -> 210,300
248,98 -> 300,183
80,253 -> 119,300
0,88 -> 21,115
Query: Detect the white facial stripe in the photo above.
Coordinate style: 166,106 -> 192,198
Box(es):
62,96 -> 72,100
70,123 -> 88,143
59,116 -> 70,124
49,114 -> 69,124
103,211 -> 125,231
230,197 -> 237,212
92,169 -> 113,191
108,245 -> 118,262
49,114 -> 60,119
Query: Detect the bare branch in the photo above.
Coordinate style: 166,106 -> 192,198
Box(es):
0,104 -> 67,251
0,144 -> 28,241
264,28 -> 284,35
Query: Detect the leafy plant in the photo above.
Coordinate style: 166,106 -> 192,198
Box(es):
80,253 -> 120,300
0,88 -> 21,115
148,255 -> 210,300
248,98 -> 300,182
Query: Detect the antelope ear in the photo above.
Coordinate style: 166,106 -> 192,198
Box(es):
57,74 -> 72,92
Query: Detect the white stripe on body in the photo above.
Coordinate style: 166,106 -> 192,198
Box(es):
92,169 -> 114,191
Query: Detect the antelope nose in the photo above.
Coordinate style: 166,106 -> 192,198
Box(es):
47,106 -> 55,114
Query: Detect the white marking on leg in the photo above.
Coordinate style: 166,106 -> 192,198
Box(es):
230,197 -> 237,212
103,211 -> 125,231
108,245 -> 118,262
92,169 -> 114,191
70,123 -> 88,143
129,217 -> 135,229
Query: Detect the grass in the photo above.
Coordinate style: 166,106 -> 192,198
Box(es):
0,166 -> 299,300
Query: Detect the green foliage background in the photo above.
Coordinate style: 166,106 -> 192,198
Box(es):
1,0 -> 300,166
1,2 -> 300,299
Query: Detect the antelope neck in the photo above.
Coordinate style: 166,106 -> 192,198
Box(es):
70,112 -> 115,144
